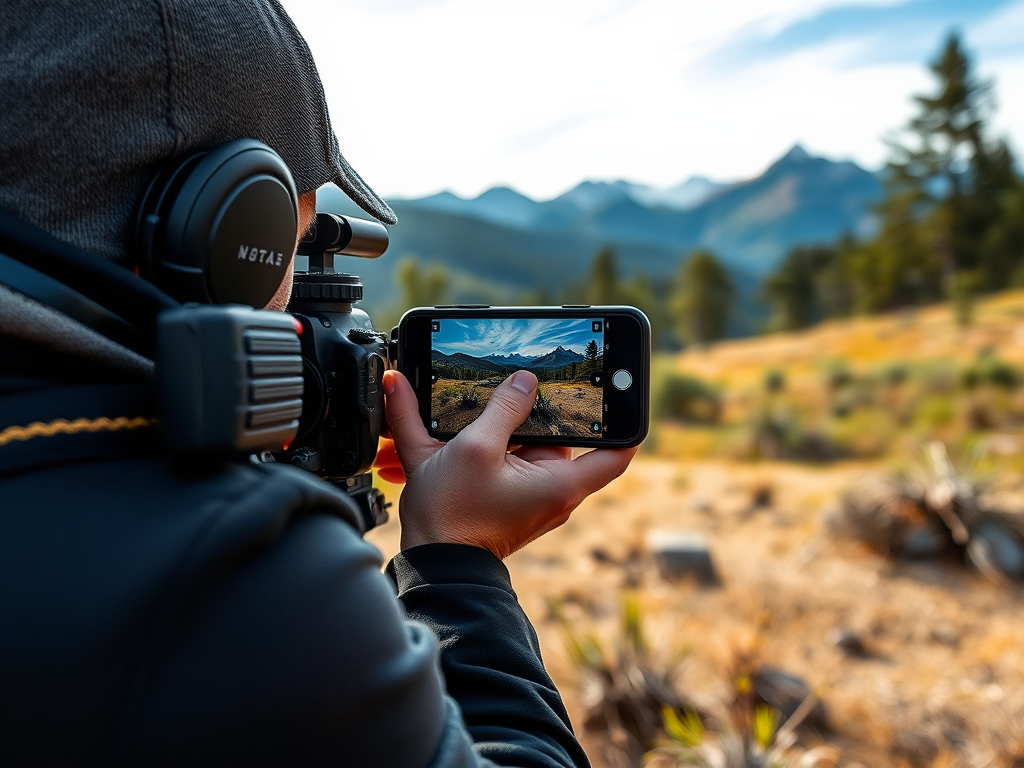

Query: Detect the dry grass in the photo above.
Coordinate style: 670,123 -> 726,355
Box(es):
432,378 -> 603,436
369,457 -> 1024,767
368,292 -> 1024,767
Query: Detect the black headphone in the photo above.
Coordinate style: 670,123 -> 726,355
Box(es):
0,139 -> 300,355
135,139 -> 299,309
0,139 -> 309,455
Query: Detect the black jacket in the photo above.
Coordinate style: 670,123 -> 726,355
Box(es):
0,373 -> 589,767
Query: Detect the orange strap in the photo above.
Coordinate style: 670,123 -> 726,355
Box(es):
0,416 -> 157,447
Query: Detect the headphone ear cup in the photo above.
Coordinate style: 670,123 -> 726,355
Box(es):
136,151 -> 206,283
136,139 -> 298,307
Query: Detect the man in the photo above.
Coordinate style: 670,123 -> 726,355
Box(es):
0,1 -> 637,766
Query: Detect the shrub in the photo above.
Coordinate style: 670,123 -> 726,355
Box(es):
652,371 -> 722,424
960,352 -> 1020,390
459,386 -> 480,408
763,369 -> 786,394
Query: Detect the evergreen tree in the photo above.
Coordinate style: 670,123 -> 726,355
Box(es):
671,250 -> 734,345
584,339 -> 601,372
585,247 -> 619,305
397,257 -> 450,308
762,245 -> 837,331
884,32 -> 1019,293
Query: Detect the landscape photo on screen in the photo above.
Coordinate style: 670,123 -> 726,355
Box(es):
431,317 -> 605,437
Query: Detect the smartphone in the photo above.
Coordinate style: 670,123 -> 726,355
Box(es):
396,306 -> 650,448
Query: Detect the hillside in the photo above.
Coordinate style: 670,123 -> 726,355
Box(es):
317,145 -> 881,334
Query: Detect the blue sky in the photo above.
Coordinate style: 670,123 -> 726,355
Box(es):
703,0 -> 1020,72
433,318 -> 601,358
284,0 -> 1024,199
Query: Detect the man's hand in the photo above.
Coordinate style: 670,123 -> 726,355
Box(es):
378,369 -> 638,559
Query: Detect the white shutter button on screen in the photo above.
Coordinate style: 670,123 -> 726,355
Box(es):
612,369 -> 632,390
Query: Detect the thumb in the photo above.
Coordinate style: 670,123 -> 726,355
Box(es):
383,370 -> 438,473
460,370 -> 538,451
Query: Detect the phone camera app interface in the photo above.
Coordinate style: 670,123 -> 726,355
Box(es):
431,317 -> 605,438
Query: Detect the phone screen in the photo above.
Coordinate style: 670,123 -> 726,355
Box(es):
429,316 -> 607,438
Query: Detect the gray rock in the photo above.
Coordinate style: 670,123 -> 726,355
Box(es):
646,530 -> 719,585
930,624 -> 960,647
966,521 -> 1024,581
828,628 -> 869,657
752,666 -> 829,730
901,524 -> 948,558
691,497 -> 713,513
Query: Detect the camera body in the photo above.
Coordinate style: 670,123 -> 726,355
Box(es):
272,213 -> 391,531
287,305 -> 386,480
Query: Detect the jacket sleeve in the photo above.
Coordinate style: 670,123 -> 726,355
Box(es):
387,544 -> 590,768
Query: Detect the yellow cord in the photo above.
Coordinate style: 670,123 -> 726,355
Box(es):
0,416 -> 157,447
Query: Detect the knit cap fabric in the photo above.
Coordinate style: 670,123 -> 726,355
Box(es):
0,0 -> 396,266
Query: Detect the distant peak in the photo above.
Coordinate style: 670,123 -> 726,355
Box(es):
782,144 -> 810,162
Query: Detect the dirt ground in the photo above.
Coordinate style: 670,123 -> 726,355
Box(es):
432,379 -> 603,436
368,457 -> 1024,767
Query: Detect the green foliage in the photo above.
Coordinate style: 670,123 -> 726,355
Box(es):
397,257 -> 450,308
652,369 -> 722,424
672,250 -> 734,345
763,369 -> 786,394
753,705 -> 780,751
661,706 -> 705,748
759,32 -> 1024,327
960,351 -> 1020,390
585,247 -> 619,305
580,248 -> 677,350
949,268 -> 983,327
622,592 -> 646,657
459,386 -> 480,408
584,339 -> 601,372
821,360 -> 853,391
761,246 -> 839,331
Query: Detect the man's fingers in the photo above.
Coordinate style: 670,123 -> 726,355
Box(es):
383,370 -> 440,473
457,371 -> 538,461
547,446 -> 639,503
511,444 -> 572,463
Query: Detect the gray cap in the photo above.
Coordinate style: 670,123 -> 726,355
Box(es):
0,0 -> 396,266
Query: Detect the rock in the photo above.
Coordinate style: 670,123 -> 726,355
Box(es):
827,628 -> 869,657
691,497 -> 713,513
930,624 -> 960,647
966,521 -> 1024,582
751,666 -> 828,730
646,530 -> 719,585
750,483 -> 773,509
900,524 -> 948,558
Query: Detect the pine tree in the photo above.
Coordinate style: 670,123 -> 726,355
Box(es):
397,257 -> 450,309
762,245 -> 836,331
586,247 -> 619,305
884,32 -> 1019,294
584,339 -> 601,372
671,250 -> 734,345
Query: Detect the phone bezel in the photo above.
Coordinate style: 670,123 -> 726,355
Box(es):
396,305 -> 650,448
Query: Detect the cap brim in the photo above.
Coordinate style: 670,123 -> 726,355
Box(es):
333,153 -> 397,226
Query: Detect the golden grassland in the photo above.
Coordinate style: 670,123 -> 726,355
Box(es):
433,378 -> 603,436
370,292 -> 1024,767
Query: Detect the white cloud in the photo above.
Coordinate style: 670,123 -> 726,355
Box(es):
281,0 -> 1024,201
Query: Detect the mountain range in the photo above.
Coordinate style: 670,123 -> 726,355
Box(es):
433,345 -> 585,372
318,145 -> 882,333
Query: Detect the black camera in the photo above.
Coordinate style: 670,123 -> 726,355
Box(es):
275,212 -> 392,532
